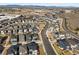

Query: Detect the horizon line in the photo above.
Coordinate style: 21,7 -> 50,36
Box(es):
0,3 -> 79,7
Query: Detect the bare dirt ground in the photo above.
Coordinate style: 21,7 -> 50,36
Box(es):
59,12 -> 79,30
67,13 -> 79,30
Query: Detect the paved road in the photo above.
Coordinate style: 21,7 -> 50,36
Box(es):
41,22 -> 56,55
62,18 -> 79,40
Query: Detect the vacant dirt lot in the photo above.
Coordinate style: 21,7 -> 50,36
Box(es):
59,12 -> 79,30
67,13 -> 79,30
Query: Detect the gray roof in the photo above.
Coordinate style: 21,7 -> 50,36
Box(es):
27,42 -> 38,50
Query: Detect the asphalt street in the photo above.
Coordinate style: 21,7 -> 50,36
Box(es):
41,22 -> 56,55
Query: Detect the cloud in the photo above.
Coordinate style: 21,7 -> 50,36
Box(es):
0,0 -> 79,7
0,0 -> 79,3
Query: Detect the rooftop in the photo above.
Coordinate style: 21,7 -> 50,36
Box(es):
0,14 -> 20,21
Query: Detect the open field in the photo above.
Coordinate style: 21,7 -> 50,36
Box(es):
59,12 -> 79,30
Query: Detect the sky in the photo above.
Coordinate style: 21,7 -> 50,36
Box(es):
0,0 -> 79,7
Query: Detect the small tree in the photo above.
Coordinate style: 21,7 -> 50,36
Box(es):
75,27 -> 79,31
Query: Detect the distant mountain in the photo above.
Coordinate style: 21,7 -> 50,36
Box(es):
0,5 -> 78,9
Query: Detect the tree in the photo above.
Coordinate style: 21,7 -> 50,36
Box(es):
75,27 -> 79,31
